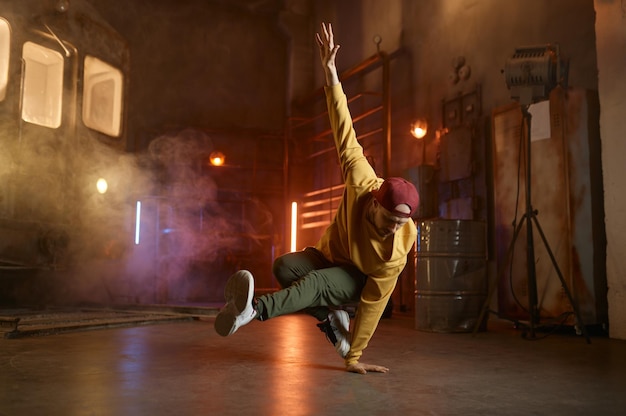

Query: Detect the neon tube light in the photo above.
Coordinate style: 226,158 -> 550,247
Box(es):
290,201 -> 298,252
135,200 -> 141,245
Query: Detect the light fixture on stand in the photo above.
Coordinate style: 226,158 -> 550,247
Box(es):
504,44 -> 566,106
474,44 -> 589,342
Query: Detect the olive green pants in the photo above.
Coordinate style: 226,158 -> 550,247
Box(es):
256,247 -> 367,321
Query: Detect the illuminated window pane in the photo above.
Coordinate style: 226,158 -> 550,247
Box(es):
21,41 -> 64,128
0,18 -> 9,102
83,55 -> 123,137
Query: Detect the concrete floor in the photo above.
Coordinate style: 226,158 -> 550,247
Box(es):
1,311 -> 625,416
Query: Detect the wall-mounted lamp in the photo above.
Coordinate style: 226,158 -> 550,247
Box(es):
410,119 -> 428,139
209,151 -> 225,166
96,177 -> 108,194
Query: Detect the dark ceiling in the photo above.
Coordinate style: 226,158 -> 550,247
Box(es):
207,0 -> 285,16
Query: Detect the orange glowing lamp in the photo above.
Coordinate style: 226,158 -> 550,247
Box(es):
410,119 -> 428,139
209,151 -> 225,166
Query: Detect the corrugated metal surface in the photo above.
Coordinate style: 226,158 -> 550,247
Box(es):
415,219 -> 487,332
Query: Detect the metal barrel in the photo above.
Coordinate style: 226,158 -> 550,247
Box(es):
415,219 -> 487,332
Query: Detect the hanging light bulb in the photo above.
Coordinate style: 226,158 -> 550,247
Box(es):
410,119 -> 428,139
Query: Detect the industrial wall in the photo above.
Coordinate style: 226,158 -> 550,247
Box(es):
21,0 -> 619,338
311,0 -> 612,335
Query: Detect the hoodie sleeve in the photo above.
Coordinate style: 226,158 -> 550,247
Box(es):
344,264 -> 404,366
324,83 -> 377,186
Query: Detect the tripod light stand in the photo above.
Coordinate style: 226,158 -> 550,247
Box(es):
475,45 -> 590,342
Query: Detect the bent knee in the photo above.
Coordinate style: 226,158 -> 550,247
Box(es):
272,256 -> 295,288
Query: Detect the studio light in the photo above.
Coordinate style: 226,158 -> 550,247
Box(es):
474,43 -> 589,342
504,44 -> 568,105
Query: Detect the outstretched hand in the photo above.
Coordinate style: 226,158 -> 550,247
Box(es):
315,22 -> 340,86
346,362 -> 390,375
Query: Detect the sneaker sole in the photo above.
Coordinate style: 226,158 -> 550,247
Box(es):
214,270 -> 254,337
214,303 -> 237,337
224,270 -> 254,312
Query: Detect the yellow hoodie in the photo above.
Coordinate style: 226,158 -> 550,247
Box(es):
315,83 -> 417,366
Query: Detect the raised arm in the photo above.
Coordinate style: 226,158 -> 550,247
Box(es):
315,22 -> 340,87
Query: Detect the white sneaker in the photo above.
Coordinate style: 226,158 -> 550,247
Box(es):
214,270 -> 257,336
317,309 -> 351,358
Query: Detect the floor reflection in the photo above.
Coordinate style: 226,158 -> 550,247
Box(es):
269,315 -> 315,415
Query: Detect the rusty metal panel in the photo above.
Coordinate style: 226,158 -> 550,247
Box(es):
493,98 -> 572,322
492,88 -> 607,326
